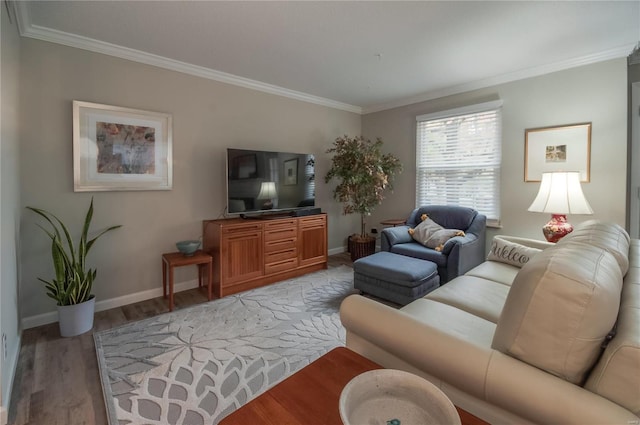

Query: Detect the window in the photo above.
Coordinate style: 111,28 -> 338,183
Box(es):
416,100 -> 502,226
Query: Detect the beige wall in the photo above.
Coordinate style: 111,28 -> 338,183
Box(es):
19,39 -> 360,322
14,38 -> 631,323
363,58 -> 627,245
1,1 -> 22,407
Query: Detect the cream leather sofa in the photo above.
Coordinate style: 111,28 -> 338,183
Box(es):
340,221 -> 640,424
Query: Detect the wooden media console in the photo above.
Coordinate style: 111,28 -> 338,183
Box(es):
202,213 -> 328,298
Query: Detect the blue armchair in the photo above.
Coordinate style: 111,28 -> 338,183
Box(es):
380,205 -> 486,283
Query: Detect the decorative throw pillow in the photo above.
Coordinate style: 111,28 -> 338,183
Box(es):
425,228 -> 466,252
408,214 -> 465,251
487,236 -> 542,268
408,214 -> 443,245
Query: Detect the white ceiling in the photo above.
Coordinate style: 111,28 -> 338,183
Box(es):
14,1 -> 640,114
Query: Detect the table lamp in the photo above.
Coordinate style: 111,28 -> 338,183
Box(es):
527,171 -> 593,242
257,182 -> 277,209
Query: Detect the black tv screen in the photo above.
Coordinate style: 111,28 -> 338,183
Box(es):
226,148 -> 315,214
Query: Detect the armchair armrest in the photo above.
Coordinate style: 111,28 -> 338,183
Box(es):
442,214 -> 486,282
381,225 -> 412,251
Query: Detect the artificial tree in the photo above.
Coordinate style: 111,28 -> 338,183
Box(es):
325,135 -> 402,259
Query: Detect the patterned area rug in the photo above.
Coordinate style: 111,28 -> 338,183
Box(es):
94,265 -> 356,425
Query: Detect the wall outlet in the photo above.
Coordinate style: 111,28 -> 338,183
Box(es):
370,228 -> 378,234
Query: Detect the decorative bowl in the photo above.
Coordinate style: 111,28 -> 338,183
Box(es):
176,240 -> 200,256
339,369 -> 461,425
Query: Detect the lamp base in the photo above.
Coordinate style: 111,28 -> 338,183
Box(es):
542,214 -> 573,243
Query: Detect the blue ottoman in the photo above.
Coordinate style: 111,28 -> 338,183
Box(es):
353,252 -> 440,305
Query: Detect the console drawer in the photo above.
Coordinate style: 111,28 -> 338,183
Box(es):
265,227 -> 297,242
222,223 -> 262,234
264,219 -> 297,230
265,258 -> 298,275
299,215 -> 326,227
265,238 -> 297,253
265,248 -> 297,264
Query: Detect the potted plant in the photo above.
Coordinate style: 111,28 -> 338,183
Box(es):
27,197 -> 121,337
325,135 -> 402,261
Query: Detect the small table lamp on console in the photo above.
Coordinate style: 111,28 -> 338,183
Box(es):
257,181 -> 277,210
528,171 -> 593,243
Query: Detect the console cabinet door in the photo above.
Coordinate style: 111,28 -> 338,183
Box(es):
298,215 -> 327,267
221,224 -> 264,286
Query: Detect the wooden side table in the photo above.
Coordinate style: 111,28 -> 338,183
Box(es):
162,250 -> 213,311
380,218 -> 406,227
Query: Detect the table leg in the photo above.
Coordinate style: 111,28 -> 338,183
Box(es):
207,261 -> 213,301
162,257 -> 167,299
169,265 -> 174,311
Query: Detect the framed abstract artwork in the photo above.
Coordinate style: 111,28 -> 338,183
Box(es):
524,122 -> 591,182
73,101 -> 173,191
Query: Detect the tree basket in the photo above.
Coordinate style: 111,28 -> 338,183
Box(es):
349,235 -> 376,262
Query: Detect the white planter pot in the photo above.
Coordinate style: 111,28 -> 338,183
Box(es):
57,296 -> 95,337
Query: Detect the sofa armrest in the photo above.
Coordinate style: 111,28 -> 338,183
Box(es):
381,225 -> 412,251
341,295 -> 494,396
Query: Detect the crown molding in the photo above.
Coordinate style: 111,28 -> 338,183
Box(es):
14,3 -> 362,115
14,3 -> 634,116
362,44 -> 636,115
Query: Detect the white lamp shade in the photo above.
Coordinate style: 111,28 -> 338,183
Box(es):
257,182 -> 277,199
528,171 -> 593,215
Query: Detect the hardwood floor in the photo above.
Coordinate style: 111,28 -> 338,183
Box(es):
7,253 -> 352,425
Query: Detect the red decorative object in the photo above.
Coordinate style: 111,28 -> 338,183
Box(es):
542,214 -> 573,243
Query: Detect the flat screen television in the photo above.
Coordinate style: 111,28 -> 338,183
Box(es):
226,148 -> 315,215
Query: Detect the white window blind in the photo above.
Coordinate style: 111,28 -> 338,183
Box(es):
416,100 -> 502,225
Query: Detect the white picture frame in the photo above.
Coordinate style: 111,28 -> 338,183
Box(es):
524,122 -> 591,182
73,101 -> 173,191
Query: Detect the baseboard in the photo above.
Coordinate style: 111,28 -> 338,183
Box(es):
21,279 -> 200,329
328,246 -> 347,256
22,248 -> 349,329
2,333 -> 20,425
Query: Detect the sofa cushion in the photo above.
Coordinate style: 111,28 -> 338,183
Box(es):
465,261 -> 519,287
425,276 -> 509,323
492,243 -> 624,384
559,220 -> 630,274
487,236 -> 542,268
585,240 -> 640,416
400,298 -> 496,348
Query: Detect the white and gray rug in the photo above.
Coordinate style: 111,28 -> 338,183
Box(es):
94,265 -> 356,425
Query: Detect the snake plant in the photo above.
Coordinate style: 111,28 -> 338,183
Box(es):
27,198 -> 121,306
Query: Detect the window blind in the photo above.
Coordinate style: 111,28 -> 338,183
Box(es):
416,101 -> 502,224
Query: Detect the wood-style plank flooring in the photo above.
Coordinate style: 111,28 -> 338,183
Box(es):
7,253 -> 353,425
